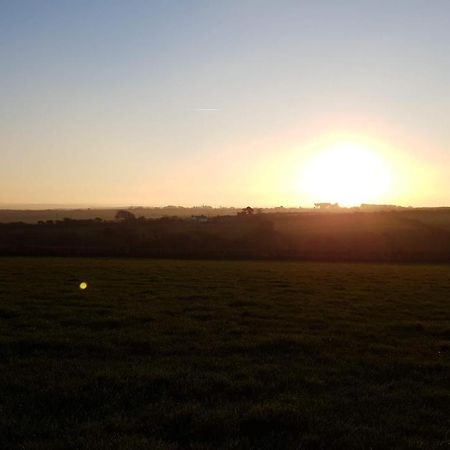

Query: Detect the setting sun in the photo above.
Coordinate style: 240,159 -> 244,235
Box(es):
299,143 -> 392,207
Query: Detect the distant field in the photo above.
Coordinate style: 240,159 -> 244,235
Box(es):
2,209 -> 450,262
0,258 -> 449,449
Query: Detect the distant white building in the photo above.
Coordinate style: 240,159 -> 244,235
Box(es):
314,202 -> 339,209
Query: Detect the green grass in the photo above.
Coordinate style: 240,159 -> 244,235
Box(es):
0,257 -> 449,449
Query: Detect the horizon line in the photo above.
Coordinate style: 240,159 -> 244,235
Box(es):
1,203 -> 449,211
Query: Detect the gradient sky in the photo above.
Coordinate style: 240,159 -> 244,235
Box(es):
1,0 -> 450,207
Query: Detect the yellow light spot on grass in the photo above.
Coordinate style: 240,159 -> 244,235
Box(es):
79,282 -> 88,290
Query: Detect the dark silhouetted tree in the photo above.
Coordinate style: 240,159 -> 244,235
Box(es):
115,210 -> 136,221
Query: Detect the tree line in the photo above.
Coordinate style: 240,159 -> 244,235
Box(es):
1,209 -> 450,262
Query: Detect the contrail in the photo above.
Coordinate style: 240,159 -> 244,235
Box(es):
192,108 -> 221,112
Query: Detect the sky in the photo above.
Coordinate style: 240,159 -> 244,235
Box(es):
1,0 -> 450,207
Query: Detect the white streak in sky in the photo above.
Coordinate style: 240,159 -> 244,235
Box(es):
192,108 -> 221,111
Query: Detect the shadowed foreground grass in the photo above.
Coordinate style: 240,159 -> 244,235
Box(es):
0,257 -> 449,449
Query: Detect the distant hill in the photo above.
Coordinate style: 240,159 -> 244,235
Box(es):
0,204 -> 438,224
1,208 -> 450,262
0,206 -> 309,223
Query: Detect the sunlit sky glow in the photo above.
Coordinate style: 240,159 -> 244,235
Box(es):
1,0 -> 449,207
299,142 -> 392,207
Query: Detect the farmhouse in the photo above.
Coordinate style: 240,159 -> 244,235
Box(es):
314,202 -> 339,209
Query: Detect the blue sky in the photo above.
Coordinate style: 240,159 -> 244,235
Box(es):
1,0 -> 449,206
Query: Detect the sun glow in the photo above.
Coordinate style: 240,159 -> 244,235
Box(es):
299,142 -> 392,207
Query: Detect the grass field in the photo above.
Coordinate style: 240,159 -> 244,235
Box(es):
0,258 -> 449,449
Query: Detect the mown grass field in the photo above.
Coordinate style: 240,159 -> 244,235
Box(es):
0,257 -> 449,449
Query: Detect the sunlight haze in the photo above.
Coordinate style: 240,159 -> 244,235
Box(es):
1,0 -> 449,207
